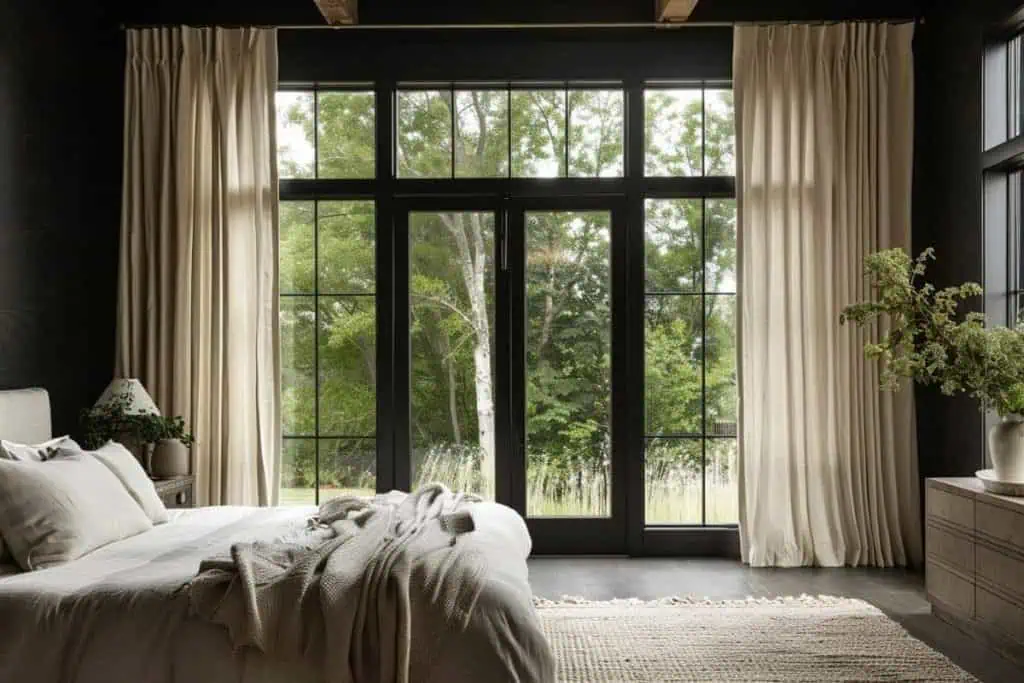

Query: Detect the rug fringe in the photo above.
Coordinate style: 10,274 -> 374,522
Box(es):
532,594 -> 878,610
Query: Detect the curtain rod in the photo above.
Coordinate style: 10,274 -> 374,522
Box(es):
118,19 -> 920,31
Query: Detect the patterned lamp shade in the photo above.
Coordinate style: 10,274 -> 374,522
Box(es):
93,378 -> 161,416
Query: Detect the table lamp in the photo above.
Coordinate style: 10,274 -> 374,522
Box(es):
92,378 -> 161,416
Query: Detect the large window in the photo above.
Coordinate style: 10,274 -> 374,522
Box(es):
643,88 -> 737,525
983,12 -> 1024,457
984,16 -> 1024,329
277,90 -> 378,505
276,72 -> 736,546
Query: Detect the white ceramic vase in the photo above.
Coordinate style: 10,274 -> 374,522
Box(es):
150,439 -> 190,478
988,416 -> 1024,483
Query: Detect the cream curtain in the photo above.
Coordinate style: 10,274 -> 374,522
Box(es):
118,27 -> 280,506
734,23 -> 921,567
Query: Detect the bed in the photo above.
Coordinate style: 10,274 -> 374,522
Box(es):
0,388 -> 553,683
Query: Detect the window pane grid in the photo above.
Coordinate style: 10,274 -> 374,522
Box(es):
278,82 -> 736,526
644,194 -> 737,526
279,194 -> 377,505
397,85 -> 625,180
277,89 -> 377,181
644,86 -> 735,178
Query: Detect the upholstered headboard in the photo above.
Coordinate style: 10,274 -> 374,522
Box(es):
0,388 -> 53,444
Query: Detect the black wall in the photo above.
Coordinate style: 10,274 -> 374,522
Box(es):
0,2 -> 123,435
913,0 -> 1022,479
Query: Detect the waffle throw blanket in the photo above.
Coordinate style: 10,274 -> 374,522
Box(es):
189,485 -> 553,683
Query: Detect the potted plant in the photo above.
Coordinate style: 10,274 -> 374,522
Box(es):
81,392 -> 194,477
148,415 -> 195,478
841,248 -> 1024,483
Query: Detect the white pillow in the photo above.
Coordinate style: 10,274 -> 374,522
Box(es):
0,435 -> 80,461
59,441 -> 169,525
0,455 -> 153,570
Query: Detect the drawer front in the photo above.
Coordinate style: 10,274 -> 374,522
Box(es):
927,523 -> 975,576
927,486 -> 974,531
977,501 -> 1024,550
977,587 -> 1024,646
977,544 -> 1024,604
927,562 -> 975,617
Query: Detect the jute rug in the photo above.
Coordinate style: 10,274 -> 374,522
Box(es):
536,596 -> 977,682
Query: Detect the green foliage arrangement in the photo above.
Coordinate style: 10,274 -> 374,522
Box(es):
840,248 -> 1024,418
81,391 -> 194,451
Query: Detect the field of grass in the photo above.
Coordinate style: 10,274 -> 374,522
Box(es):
280,465 -> 738,524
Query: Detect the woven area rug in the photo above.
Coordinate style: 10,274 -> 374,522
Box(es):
536,596 -> 977,682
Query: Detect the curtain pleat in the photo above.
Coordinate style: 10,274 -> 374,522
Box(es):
117,27 -> 281,506
735,23 -> 921,567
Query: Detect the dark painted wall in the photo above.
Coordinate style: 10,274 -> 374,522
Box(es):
277,27 -> 733,82
913,0 -> 1021,479
0,2 -> 123,435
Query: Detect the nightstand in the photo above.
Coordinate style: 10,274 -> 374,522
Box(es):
152,475 -> 195,509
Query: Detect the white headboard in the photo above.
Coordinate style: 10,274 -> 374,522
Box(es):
0,388 -> 53,444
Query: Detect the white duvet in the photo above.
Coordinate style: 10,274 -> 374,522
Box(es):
0,500 -> 549,683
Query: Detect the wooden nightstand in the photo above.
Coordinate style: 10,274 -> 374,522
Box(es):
152,475 -> 196,509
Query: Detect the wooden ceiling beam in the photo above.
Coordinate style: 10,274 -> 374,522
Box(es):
314,0 -> 358,26
657,0 -> 700,23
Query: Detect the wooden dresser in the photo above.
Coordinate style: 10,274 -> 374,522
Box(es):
926,477 -> 1024,663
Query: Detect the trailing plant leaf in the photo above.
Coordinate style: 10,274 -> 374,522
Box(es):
80,390 -> 194,450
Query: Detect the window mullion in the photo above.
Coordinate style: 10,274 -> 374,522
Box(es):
313,198 -> 321,505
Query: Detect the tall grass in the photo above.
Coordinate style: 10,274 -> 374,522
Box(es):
281,442 -> 738,524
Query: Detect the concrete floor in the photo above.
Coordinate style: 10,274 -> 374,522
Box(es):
528,557 -> 1024,683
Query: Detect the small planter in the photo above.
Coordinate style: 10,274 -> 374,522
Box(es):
989,416 -> 1024,483
150,438 -> 190,478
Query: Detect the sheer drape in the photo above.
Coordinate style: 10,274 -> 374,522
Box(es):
734,23 -> 920,567
118,27 -> 280,506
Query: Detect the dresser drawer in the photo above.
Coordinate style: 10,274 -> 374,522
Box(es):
977,501 -> 1024,550
977,544 -> 1024,604
977,587 -> 1024,645
927,523 -> 975,576
927,562 -> 975,617
927,486 -> 974,531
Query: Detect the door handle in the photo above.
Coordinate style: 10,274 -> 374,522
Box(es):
500,207 -> 509,272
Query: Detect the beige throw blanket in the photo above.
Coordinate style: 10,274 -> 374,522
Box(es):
189,485 -> 553,683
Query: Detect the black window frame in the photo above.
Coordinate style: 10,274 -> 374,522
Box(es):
984,13 -> 1024,325
983,9 -> 1024,457
277,28 -> 738,556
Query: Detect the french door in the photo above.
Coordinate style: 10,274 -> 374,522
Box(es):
395,196 -> 628,553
